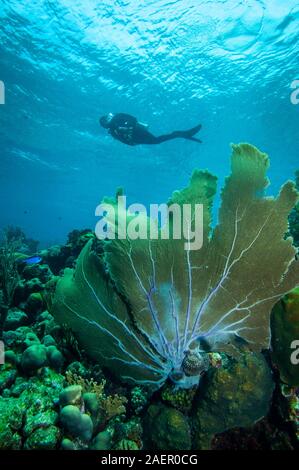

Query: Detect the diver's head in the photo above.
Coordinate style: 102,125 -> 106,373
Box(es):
99,113 -> 114,129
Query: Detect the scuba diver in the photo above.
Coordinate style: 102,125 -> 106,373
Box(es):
99,113 -> 202,146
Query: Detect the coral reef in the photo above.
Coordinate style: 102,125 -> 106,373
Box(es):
0,366 -> 64,449
271,287 -> 299,386
40,229 -> 95,274
0,148 -> 298,451
288,170 -> 299,248
144,404 -> 191,450
0,396 -> 24,449
3,226 -> 39,254
0,235 -> 20,337
161,383 -> 197,413
130,386 -> 148,414
279,384 -> 299,442
192,352 -> 274,449
51,144 -> 299,390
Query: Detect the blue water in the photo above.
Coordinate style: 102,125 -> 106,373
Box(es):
0,0 -> 298,247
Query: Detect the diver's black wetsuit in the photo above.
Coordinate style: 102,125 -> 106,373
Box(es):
107,113 -> 202,146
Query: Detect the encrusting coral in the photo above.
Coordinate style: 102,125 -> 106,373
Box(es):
51,143 -> 299,391
191,352 -> 274,449
288,170 -> 299,248
271,287 -> 299,386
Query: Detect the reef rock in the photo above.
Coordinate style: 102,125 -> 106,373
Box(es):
192,352 -> 274,449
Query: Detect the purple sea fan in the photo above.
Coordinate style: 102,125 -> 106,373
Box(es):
51,144 -> 299,390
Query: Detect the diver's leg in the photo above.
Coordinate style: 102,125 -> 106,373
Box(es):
154,124 -> 202,144
132,127 -> 159,144
133,124 -> 202,144
151,132 -> 181,143
154,131 -> 202,143
133,124 -> 193,144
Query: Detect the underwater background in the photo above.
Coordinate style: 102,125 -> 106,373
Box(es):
0,0 -> 299,246
0,0 -> 299,453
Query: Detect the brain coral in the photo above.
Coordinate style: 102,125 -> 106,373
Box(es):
51,143 -> 299,390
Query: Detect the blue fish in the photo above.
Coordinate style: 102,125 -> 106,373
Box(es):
22,256 -> 42,265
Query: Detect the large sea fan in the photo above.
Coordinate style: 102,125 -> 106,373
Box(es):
51,144 -> 299,390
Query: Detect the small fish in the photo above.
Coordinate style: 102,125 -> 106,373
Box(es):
22,256 -> 42,265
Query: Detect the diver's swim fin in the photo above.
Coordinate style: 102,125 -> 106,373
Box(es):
185,136 -> 202,143
183,124 -> 202,143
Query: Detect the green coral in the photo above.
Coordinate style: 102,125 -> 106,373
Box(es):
20,344 -> 48,373
4,309 -> 28,330
90,427 -> 114,450
144,404 -> 191,450
63,372 -> 127,426
60,404 -> 94,441
161,384 -> 196,413
24,426 -> 61,450
288,170 -> 299,248
0,362 -> 63,450
271,287 -> 299,386
24,409 -> 58,437
130,386 -> 148,413
25,292 -> 44,318
46,345 -> 64,371
192,352 -> 274,449
0,362 -> 17,392
114,417 -> 143,447
0,397 -> 24,449
59,385 -> 83,407
40,229 -> 95,275
0,233 -> 20,337
114,439 -> 139,450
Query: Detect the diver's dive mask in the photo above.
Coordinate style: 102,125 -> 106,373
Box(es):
100,113 -> 114,129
